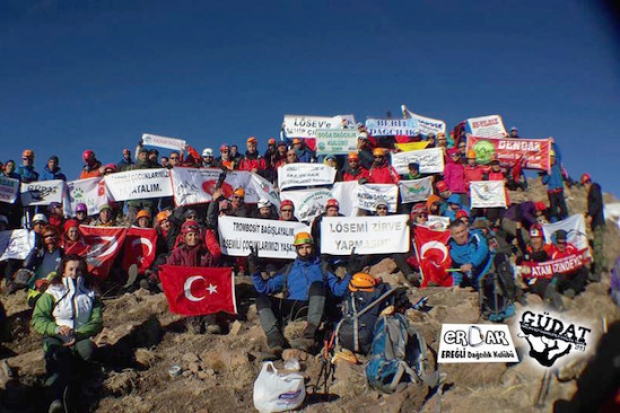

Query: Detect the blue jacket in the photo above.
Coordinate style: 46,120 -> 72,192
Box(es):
252,256 -> 350,301
294,147 -> 315,163
444,194 -> 471,221
541,162 -> 563,191
18,166 -> 39,183
40,166 -> 67,181
449,229 -> 491,285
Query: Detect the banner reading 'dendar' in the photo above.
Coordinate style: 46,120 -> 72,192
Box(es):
104,168 -> 172,201
321,215 -> 410,255
391,148 -> 444,175
466,136 -> 551,170
217,216 -> 309,259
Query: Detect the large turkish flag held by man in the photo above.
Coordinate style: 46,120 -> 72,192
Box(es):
79,226 -> 128,282
414,225 -> 452,288
122,227 -> 158,274
159,265 -> 237,316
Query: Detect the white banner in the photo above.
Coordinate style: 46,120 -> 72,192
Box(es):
470,181 -> 507,208
467,115 -> 507,138
355,184 -> 399,213
542,214 -> 589,252
401,105 -> 446,136
104,168 -> 172,202
217,216 -> 309,259
330,181 -> 359,217
315,129 -> 358,155
248,173 -> 281,209
438,324 -> 519,363
66,177 -> 109,215
427,215 -> 450,230
279,188 -> 334,223
141,133 -> 186,151
321,215 -> 410,255
283,114 -> 356,138
277,163 -> 336,190
605,203 -> 620,229
365,118 -> 418,137
399,177 -> 433,203
20,180 -> 65,206
391,148 -> 444,175
0,229 -> 36,261
0,176 -> 20,204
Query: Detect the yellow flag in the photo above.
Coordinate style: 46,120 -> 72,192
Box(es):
395,141 -> 429,152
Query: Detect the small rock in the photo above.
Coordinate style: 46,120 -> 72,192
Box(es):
188,361 -> 201,374
282,349 -> 309,362
197,369 -> 216,381
182,352 -> 200,364
230,320 -> 243,336
369,258 -> 397,277
135,348 -> 157,368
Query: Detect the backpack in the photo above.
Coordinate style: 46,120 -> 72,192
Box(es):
337,283 -> 392,354
478,253 -> 517,322
365,313 -> 437,394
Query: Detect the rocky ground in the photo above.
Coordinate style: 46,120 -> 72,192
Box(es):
1,179 -> 619,413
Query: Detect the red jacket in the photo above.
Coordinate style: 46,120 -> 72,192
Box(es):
239,154 -> 267,172
173,228 -> 221,259
463,164 -> 484,191
167,241 -> 220,267
342,167 -> 369,182
368,165 -> 400,184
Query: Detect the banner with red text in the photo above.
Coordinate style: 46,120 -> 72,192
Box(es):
522,249 -> 590,279
466,136 -> 552,170
467,115 -> 507,138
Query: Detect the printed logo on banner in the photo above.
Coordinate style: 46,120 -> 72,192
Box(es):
438,324 -> 519,363
515,310 -> 594,369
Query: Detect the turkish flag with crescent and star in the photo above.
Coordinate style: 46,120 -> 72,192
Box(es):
414,225 -> 453,288
78,226 -> 128,282
121,227 -> 158,274
159,265 -> 237,316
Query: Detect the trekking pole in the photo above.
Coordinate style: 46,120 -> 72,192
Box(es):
534,370 -> 552,407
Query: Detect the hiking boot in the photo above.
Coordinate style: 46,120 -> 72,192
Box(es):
48,399 -> 63,413
266,332 -> 286,354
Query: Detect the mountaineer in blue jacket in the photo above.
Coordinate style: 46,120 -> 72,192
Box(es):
448,219 -> 492,288
250,232 -> 361,356
540,144 -> 568,222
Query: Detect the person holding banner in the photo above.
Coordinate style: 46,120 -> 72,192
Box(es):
165,220 -> 224,334
40,156 -> 67,181
367,148 -> 400,185
250,232 -> 355,355
338,152 -> 369,182
540,149 -> 568,222
310,199 -> 344,256
117,148 -> 134,172
443,149 -> 466,201
79,150 -> 103,179
18,149 -> 39,183
356,133 -> 374,170
238,137 -> 267,176
94,204 -> 117,227
292,138 -> 315,163
278,200 -> 298,222
125,147 -> 158,222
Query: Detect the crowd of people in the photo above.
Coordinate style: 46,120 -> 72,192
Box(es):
0,123 -> 608,412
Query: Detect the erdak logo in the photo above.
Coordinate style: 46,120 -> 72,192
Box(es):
517,311 -> 592,368
438,324 -> 518,363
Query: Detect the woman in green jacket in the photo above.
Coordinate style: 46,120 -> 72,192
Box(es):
31,254 -> 103,413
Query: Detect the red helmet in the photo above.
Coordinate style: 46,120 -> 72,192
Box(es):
219,144 -> 229,152
411,203 -> 427,215
181,220 -> 200,235
455,209 -> 469,220
580,173 -> 591,185
83,150 -> 95,161
280,199 -> 294,210
325,199 -> 339,210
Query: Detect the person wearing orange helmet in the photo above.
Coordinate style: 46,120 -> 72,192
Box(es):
582,173 -> 605,281
238,137 -> 268,176
338,152 -> 369,182
291,138 -> 315,163
310,198 -> 344,256
367,148 -> 400,185
19,149 -> 39,183
463,150 -> 484,193
249,232 -> 356,355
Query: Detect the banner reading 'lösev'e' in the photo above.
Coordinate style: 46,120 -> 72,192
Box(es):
320,215 -> 410,255
282,114 -> 357,138
217,216 -> 309,259
104,169 -> 172,201
466,136 -> 552,170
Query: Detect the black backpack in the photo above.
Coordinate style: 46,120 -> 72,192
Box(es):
479,253 -> 517,322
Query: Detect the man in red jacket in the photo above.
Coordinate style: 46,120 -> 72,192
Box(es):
238,137 -> 267,175
367,148 -> 400,184
339,152 -> 369,182
463,150 -> 485,192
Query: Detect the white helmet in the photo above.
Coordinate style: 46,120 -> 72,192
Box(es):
202,148 -> 214,157
257,198 -> 271,209
33,213 -> 48,224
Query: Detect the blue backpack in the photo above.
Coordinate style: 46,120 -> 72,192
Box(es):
365,313 -> 437,393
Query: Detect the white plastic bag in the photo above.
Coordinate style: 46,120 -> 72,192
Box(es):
253,361 -> 306,413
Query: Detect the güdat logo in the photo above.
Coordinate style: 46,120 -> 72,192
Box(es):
518,311 -> 592,368
438,324 -> 519,363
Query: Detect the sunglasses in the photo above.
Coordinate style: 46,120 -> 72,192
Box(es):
232,196 -> 243,200
373,156 -> 384,159
281,209 -> 293,212
170,156 -> 179,160
377,206 -> 388,210
44,234 -> 56,239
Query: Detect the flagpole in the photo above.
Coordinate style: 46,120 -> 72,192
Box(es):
412,225 -> 425,284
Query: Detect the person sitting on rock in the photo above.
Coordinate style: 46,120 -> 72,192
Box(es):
545,229 -> 588,298
448,219 -> 492,289
31,254 -> 102,413
250,232 -> 360,355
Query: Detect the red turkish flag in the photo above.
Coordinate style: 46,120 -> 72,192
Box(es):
122,227 -> 158,274
159,265 -> 237,316
79,226 -> 128,282
414,225 -> 453,288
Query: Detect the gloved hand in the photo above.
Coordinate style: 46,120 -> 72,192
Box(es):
246,246 -> 261,274
346,248 -> 366,275
358,177 -> 369,185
